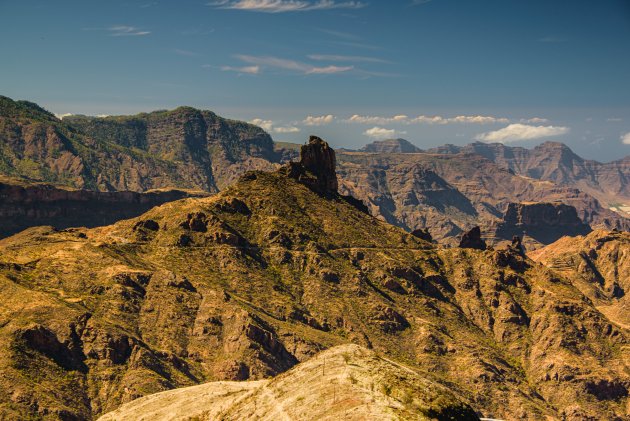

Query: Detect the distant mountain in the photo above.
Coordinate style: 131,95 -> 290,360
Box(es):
359,138 -> 422,153
336,150 -> 630,245
0,95 -> 283,193
427,141 -> 630,209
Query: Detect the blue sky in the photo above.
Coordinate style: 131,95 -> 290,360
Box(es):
1,0 -> 630,161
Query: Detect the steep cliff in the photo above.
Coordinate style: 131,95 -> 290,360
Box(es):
336,151 -> 630,244
0,96 -> 282,193
2,96 -> 629,245
495,202 -> 592,246
530,229 -> 630,329
0,177 -> 207,238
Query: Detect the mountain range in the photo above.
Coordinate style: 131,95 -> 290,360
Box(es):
2,96 -> 630,246
2,96 -> 629,248
0,137 -> 627,420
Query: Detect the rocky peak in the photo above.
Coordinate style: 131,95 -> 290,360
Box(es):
283,136 -> 338,195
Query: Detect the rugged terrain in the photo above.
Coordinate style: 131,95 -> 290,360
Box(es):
336,149 -> 629,244
0,138 -> 627,420
530,229 -> 630,330
428,141 -> 630,212
0,95 -> 282,193
98,344 -> 477,421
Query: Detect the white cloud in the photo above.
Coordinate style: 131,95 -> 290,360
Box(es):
307,54 -> 389,63
274,126 -> 300,133
621,132 -> 630,145
307,65 -> 354,74
220,65 -> 260,74
250,118 -> 274,131
445,115 -> 510,124
208,0 -> 365,13
348,114 -> 408,124
608,118 -> 623,122
303,114 -> 335,126
521,117 -> 550,124
55,113 -> 74,120
108,25 -> 151,36
347,114 -> 509,125
250,118 -> 300,134
234,55 -> 352,75
475,124 -> 570,143
364,126 -> 406,140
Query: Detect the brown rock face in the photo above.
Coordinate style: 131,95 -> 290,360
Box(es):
299,136 -> 338,194
496,202 -> 592,245
0,179 -> 207,238
428,141 -> 630,210
530,229 -> 630,328
336,148 -> 630,245
459,226 -> 487,250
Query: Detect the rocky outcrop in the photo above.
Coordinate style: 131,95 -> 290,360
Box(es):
337,149 -> 630,245
495,202 -> 592,245
3,96 -> 629,245
0,96 -> 284,193
530,229 -> 630,328
459,226 -> 487,250
300,136 -> 338,193
509,235 -> 525,255
360,138 -> 422,153
283,136 -> 338,195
